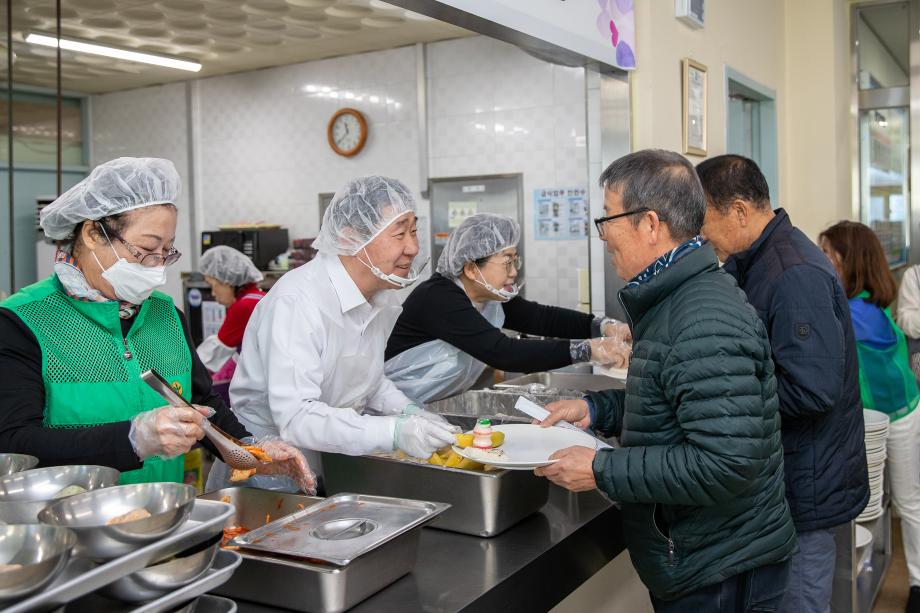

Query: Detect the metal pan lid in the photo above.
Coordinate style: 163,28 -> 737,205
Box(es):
229,493 -> 449,566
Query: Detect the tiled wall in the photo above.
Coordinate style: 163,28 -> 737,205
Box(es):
427,36 -> 590,308
194,45 -> 420,241
91,82 -> 193,302
92,35 -> 591,309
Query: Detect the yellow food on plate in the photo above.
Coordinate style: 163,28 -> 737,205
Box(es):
454,431 -> 504,449
106,508 -> 152,525
427,447 -> 495,471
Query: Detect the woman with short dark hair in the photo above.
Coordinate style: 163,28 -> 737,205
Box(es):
820,220 -> 920,609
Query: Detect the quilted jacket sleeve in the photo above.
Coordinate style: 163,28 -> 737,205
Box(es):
592,312 -> 776,506
584,388 -> 626,438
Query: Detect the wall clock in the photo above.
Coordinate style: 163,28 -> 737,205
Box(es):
327,108 -> 368,157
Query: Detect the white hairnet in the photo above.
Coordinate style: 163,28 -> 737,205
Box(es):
436,213 -> 521,278
200,245 -> 263,287
313,175 -> 417,256
40,157 -> 180,240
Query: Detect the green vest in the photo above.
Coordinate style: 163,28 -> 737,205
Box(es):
1,275 -> 192,484
854,291 -> 920,421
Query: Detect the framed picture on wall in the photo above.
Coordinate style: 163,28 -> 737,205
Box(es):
682,58 -> 708,156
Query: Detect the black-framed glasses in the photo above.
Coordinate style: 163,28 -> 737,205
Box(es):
98,220 -> 182,267
484,254 -> 522,274
594,207 -> 664,238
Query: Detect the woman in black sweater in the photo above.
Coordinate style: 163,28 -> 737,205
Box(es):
384,214 -> 630,403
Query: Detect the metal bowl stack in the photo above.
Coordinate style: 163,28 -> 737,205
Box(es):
0,524 -> 76,601
99,534 -> 221,602
0,455 -> 38,478
0,465 -> 121,524
38,483 -> 196,560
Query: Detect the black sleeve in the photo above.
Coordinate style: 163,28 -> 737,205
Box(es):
388,276 -> 576,373
174,308 -> 250,444
501,296 -> 595,339
0,308 -> 143,471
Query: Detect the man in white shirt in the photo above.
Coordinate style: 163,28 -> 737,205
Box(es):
228,176 -> 457,478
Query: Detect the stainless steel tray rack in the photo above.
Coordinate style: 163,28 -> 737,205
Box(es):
65,549 -> 241,613
3,498 -> 234,613
201,488 -> 432,613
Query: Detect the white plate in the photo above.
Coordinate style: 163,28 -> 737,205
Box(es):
858,506 -> 885,522
855,524 -> 873,549
864,409 -> 890,428
452,424 -> 600,470
857,507 -> 884,522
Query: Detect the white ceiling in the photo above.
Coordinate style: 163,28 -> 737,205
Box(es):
1,0 -> 472,94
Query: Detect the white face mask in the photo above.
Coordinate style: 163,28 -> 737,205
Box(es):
474,265 -> 522,302
360,249 -> 429,289
92,243 -> 167,304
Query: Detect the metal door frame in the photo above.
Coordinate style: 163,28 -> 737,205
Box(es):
427,173 -> 525,282
850,0 -> 917,268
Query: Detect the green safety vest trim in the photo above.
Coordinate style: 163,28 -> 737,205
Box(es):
1,275 -> 192,484
853,291 -> 920,422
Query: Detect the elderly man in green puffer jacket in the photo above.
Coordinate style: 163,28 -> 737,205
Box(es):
537,149 -> 796,612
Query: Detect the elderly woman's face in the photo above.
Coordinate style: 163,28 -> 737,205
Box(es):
362,212 -> 420,281
466,246 -> 520,301
79,205 -> 178,300
204,276 -> 236,307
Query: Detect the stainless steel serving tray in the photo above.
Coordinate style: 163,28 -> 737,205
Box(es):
494,371 -> 624,393
201,488 -> 429,613
187,595 -> 238,613
229,493 -> 449,566
321,411 -> 549,538
63,549 -> 241,613
2,498 -> 233,613
322,452 -> 548,538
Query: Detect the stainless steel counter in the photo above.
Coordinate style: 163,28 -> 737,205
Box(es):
232,484 -> 623,613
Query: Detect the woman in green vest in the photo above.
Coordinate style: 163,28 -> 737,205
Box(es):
0,157 -> 314,492
820,220 -> 920,607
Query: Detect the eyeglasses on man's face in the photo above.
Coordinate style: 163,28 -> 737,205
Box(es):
594,207 -> 666,238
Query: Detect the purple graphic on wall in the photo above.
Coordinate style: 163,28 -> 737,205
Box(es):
596,0 -> 636,69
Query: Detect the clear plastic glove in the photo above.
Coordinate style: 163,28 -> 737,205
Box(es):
600,318 -> 631,344
129,404 -> 209,461
402,404 -> 452,427
394,414 -> 460,459
570,337 -> 630,367
588,337 -> 631,368
249,437 -> 317,495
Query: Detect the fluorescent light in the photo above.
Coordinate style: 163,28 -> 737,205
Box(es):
26,33 -> 201,72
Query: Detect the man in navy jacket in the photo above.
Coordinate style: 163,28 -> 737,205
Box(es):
696,155 -> 868,613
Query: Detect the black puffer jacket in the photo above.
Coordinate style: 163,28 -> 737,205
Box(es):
722,209 -> 869,531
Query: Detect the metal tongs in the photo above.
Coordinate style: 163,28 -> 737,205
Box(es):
141,369 -> 261,469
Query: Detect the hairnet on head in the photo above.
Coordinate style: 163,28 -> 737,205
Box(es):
200,245 -> 263,288
40,157 -> 180,240
313,175 -> 417,256
436,213 -> 521,278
